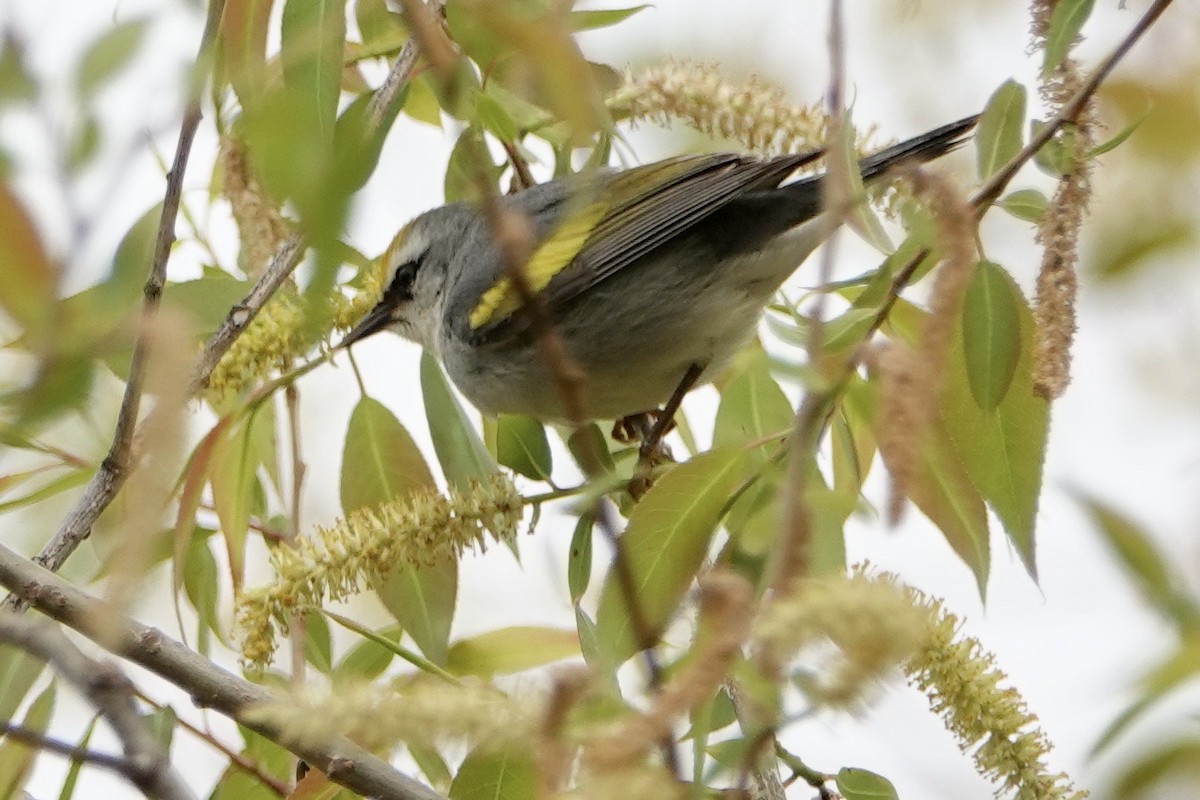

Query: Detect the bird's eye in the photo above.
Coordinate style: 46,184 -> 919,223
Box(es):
384,258 -> 421,303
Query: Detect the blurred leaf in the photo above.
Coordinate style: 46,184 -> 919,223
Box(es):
495,414 -> 552,480
595,449 -> 748,665
0,37 -> 35,104
144,706 -> 176,751
1041,0 -> 1094,78
0,468 -> 89,514
404,74 -> 443,127
878,418 -> 990,595
56,715 -> 99,800
683,688 -> 737,740
0,183 -> 57,340
356,0 -> 407,47
447,626 -> 578,677
1031,118 -> 1076,177
713,350 -> 792,457
411,745 -> 453,792
1086,111 -> 1145,159
334,624 -> 401,680
420,351 -> 496,489
174,417 -> 231,594
281,0 -> 345,150
976,80 -> 1026,180
941,266 -> 1047,576
838,121 -> 892,253
962,260 -> 1021,411
1101,78 -> 1200,163
65,114 -> 101,173
1111,739 -> 1200,800
1089,217 -> 1194,281
163,273 -> 255,339
211,407 -> 271,589
568,6 -> 650,31
75,19 -> 147,97
449,746 -> 537,800
567,512 -> 593,603
837,767 -> 899,800
476,92 -> 519,142
999,188 -> 1047,223
1080,497 -> 1200,630
210,727 -> 292,800
0,646 -> 45,722
378,560 -> 457,666
217,0 -> 274,107
340,396 -> 434,512
444,125 -> 503,203
0,681 -> 55,797
565,423 -> 614,478
831,376 -> 876,496
330,85 -> 408,195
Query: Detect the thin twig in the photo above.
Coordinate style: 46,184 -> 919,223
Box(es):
0,613 -> 197,800
0,721 -> 134,776
970,0 -> 1175,212
136,692 -> 290,797
0,543 -> 446,800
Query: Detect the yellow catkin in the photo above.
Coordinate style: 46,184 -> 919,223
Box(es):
875,340 -> 929,524
901,580 -> 1088,800
205,292 -> 308,401
751,572 -> 929,708
236,474 -> 523,668
245,677 -> 540,754
616,59 -> 880,159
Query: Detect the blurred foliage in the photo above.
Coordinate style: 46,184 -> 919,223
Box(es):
0,0 -> 1195,798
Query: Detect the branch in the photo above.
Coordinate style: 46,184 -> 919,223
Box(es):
7,4 -> 435,600
0,543 -> 446,800
0,614 -> 196,800
0,721 -> 136,779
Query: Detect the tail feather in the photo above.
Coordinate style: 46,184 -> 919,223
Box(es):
859,114 -> 980,182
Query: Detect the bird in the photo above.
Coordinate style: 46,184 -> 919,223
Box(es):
341,115 -> 978,438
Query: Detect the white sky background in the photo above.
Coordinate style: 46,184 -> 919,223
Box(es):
2,0 -> 1200,797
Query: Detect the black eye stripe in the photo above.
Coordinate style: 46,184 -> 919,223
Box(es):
383,258 -> 420,302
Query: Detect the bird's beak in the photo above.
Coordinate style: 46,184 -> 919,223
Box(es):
338,303 -> 393,350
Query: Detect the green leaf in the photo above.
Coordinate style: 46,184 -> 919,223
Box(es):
378,560 -> 457,666
334,625 -> 401,680
962,261 -> 1022,411
303,611 -> 333,673
1086,111 -> 1146,159
411,744 -> 453,792
420,351 -> 497,489
281,0 -> 345,149
941,268 -> 1048,576
568,6 -> 651,31
713,351 -> 792,456
1110,739 -> 1200,800
66,114 -> 101,173
447,626 -> 578,677
595,449 -> 748,665
495,414 -> 552,481
217,0 -> 274,108
211,407 -> 270,589
449,746 -> 537,800
1042,0 -> 1095,78
475,92 -> 518,142
837,767 -> 899,800
999,188 -> 1047,223
0,468 -> 90,514
340,397 -> 435,512
0,183 -> 57,341
325,612 -> 456,680
976,80 -> 1026,180
355,0 -> 406,48
0,681 -> 55,797
330,85 -> 408,195
0,38 -> 36,105
75,20 -> 148,97
56,715 -> 99,800
144,706 -> 176,751
183,533 -> 221,654
567,513 -> 594,603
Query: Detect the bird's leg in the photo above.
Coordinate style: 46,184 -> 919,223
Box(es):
628,363 -> 705,498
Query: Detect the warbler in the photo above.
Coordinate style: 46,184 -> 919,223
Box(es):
342,115 -> 978,427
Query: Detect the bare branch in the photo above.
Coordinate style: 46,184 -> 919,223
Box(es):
0,613 -> 197,800
0,543 -> 446,800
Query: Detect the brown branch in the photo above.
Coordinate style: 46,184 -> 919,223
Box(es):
0,721 -> 136,780
970,0 -> 1176,212
0,543 -> 446,800
0,613 -> 197,800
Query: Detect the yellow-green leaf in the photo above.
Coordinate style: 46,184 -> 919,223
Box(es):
449,746 -> 536,800
0,183 -> 57,339
75,20 -> 147,97
281,0 -> 345,149
1042,0 -> 1095,78
495,414 -> 552,481
962,260 -> 1022,412
420,352 -> 497,489
567,513 -> 593,603
595,448 -> 748,665
837,767 -> 899,800
0,681 -> 55,796
447,626 -> 578,677
976,80 -> 1026,180
999,188 -> 1047,223
340,396 -> 434,512
378,560 -> 457,666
